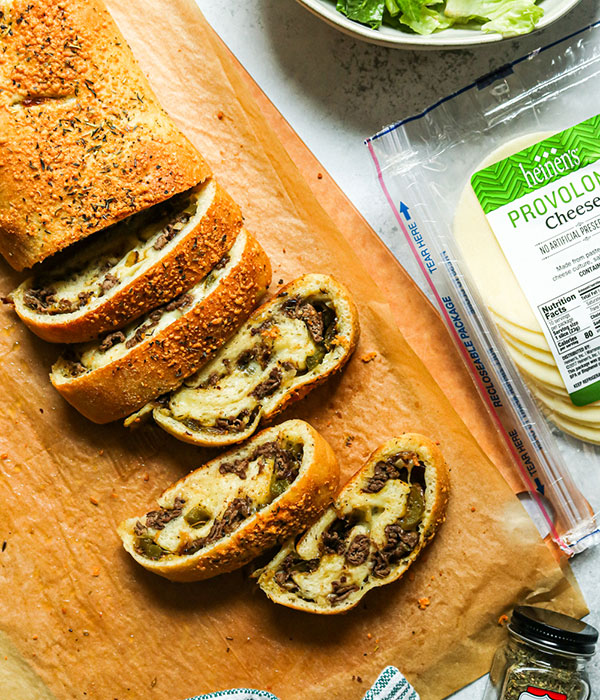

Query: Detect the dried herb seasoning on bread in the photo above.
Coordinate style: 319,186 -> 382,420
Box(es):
0,0 -> 210,269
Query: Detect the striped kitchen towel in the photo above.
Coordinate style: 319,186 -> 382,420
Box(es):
185,666 -> 419,700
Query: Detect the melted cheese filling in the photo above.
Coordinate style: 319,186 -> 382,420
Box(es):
162,295 -> 341,431
58,229 -> 246,374
21,182 -> 212,316
152,455 -> 273,554
273,455 -> 425,606
291,480 -> 410,600
131,431 -> 311,559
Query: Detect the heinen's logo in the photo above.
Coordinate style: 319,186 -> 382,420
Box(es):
518,146 -> 581,188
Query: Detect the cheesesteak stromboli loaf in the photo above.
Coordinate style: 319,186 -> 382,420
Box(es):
0,0 -> 210,270
256,434 -> 449,614
118,420 -> 339,582
50,230 -> 271,423
10,180 -> 242,343
129,274 -> 359,446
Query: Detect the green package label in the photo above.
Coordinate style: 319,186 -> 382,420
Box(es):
471,115 -> 600,406
472,114 -> 600,214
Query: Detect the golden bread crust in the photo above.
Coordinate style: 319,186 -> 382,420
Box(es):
0,0 -> 210,269
11,180 -> 242,343
50,230 -> 271,423
117,420 -> 339,582
257,433 -> 449,614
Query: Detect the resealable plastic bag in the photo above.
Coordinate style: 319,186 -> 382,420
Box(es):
367,20 -> 600,554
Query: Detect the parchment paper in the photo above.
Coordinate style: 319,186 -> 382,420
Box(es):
0,2 -> 586,700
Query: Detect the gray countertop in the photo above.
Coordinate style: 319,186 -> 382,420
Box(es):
199,1 -> 600,697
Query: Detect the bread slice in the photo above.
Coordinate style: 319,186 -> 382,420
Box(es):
255,434 -> 449,614
131,274 -> 359,446
50,229 -> 271,423
118,419 -> 339,582
0,0 -> 211,270
10,179 -> 242,343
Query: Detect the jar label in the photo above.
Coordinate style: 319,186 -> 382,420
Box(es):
518,688 -> 567,700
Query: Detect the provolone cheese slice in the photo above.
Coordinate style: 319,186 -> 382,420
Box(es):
547,412 -> 600,444
503,334 -> 555,367
532,379 -> 600,424
490,311 -> 548,351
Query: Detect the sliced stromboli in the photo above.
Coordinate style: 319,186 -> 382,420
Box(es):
10,180 -> 242,343
132,274 -> 359,446
118,420 -> 339,582
255,434 -> 449,614
50,229 -> 271,423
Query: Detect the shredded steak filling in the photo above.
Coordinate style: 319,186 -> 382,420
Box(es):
345,534 -> 371,566
213,407 -> 259,433
321,515 -> 360,556
152,212 -> 191,251
236,344 -> 272,371
63,350 -> 87,377
218,440 -> 303,485
98,272 -> 119,297
164,292 -> 193,313
145,497 -> 186,531
273,554 -> 320,593
328,578 -> 360,605
124,310 -> 163,349
297,303 -> 324,344
362,451 -> 424,493
99,330 -> 126,352
183,407 -> 260,435
281,297 -> 337,346
180,496 -> 254,556
371,525 -> 420,579
23,195 -> 195,316
252,367 -> 283,399
22,287 -> 57,312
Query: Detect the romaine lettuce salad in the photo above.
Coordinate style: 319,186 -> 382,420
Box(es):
335,0 -> 544,36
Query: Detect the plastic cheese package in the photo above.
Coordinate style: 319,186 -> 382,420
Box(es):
367,20 -> 600,554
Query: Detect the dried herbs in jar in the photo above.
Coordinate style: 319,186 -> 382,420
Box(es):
484,606 -> 597,700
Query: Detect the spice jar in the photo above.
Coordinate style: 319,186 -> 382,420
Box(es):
483,606 -> 598,700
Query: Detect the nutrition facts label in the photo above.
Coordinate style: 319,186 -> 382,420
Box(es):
539,278 -> 600,390
472,116 -> 600,405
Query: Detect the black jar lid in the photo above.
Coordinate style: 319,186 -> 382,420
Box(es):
509,606 -> 598,656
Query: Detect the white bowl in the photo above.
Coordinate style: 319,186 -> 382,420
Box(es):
295,0 -> 584,49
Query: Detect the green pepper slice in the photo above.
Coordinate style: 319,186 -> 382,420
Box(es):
137,537 -> 168,560
398,484 -> 425,531
184,505 -> 211,528
305,345 -> 326,371
269,474 -> 290,501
